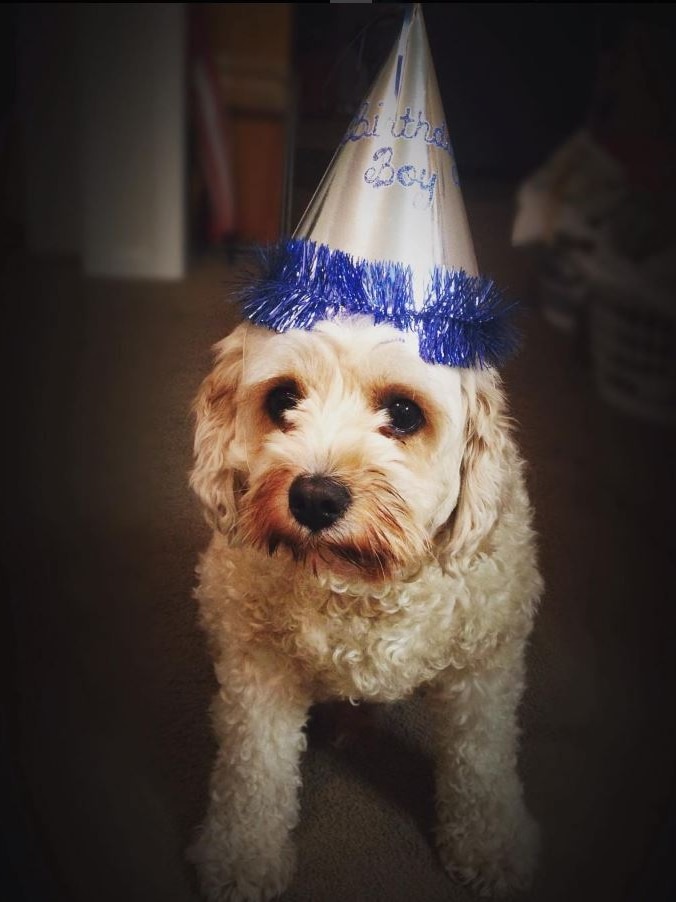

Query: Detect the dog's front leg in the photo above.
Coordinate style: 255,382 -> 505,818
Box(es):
190,648 -> 310,902
427,639 -> 539,898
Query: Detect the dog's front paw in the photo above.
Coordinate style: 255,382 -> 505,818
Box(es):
188,822 -> 296,902
437,804 -> 540,898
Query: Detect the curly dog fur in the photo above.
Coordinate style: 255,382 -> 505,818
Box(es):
189,316 -> 543,900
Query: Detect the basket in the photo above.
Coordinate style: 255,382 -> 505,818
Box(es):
538,243 -> 591,334
586,254 -> 676,426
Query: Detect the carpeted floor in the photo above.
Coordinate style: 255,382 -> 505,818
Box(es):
4,182 -> 676,902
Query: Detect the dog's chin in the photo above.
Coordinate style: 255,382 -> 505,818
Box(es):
263,531 -> 405,583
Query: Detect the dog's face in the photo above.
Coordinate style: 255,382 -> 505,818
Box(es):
192,317 -> 509,583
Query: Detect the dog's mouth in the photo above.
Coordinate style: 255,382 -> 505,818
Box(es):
266,531 -> 398,582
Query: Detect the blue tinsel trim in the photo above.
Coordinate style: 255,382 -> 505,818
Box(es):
417,268 -> 520,367
238,239 -> 520,368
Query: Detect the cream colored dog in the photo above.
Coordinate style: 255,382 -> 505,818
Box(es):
189,315 -> 543,900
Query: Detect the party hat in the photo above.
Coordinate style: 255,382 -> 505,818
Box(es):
241,4 -> 518,368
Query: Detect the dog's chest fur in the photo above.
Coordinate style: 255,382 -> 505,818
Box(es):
196,527 -> 535,703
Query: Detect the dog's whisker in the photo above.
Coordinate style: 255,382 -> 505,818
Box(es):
267,534 -> 281,556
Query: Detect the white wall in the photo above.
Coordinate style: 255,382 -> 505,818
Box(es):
79,3 -> 187,279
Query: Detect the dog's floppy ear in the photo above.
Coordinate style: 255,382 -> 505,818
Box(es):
437,367 -> 511,564
190,323 -> 247,535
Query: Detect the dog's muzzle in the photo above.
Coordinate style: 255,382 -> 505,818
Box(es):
288,475 -> 352,532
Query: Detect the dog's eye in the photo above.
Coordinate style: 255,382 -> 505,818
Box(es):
384,397 -> 425,435
265,382 -> 301,426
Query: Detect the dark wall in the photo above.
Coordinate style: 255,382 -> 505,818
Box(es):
424,3 -> 600,179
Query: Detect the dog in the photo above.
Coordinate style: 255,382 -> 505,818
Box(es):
188,314 -> 543,900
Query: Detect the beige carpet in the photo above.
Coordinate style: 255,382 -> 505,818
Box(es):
5,183 -> 676,902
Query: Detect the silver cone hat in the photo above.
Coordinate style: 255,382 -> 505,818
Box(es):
295,4 -> 478,307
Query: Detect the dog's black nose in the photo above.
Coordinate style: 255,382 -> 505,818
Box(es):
288,475 -> 351,532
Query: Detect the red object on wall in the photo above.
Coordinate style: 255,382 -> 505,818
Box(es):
190,9 -> 237,244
